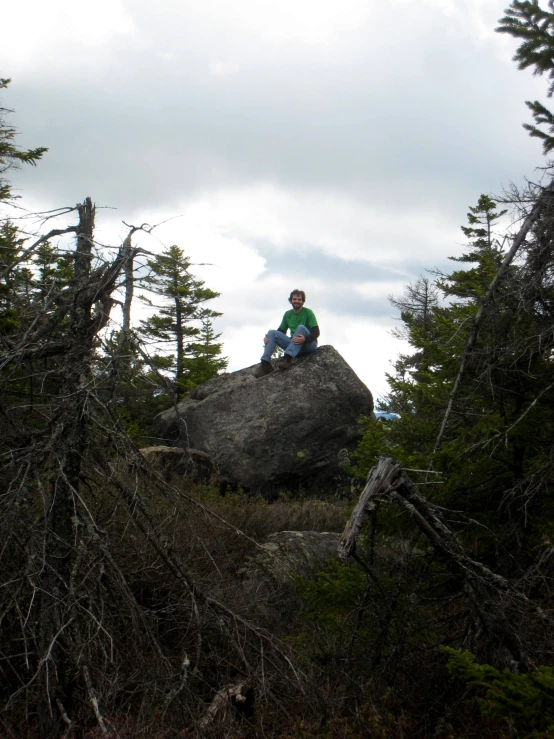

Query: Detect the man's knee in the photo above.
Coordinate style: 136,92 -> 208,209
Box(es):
267,329 -> 278,339
293,324 -> 309,335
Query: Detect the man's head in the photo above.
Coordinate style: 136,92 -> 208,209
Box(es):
289,290 -> 305,311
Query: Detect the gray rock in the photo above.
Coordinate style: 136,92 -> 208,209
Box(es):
239,531 -> 345,628
139,446 -> 218,485
155,345 -> 373,496
242,530 -> 342,586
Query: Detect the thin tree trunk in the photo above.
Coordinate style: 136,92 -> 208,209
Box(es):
118,226 -> 137,348
175,298 -> 183,391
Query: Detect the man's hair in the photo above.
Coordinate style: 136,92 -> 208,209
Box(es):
289,289 -> 306,304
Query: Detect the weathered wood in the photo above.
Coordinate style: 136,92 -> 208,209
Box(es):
39,198 -> 96,736
338,456 -> 402,561
196,682 -> 252,730
37,199 -> 145,735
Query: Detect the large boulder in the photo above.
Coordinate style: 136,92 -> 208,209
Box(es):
155,345 -> 373,495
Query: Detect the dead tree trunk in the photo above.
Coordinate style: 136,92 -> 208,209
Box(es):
118,225 -> 139,350
340,456 -> 551,667
36,198 -> 138,735
117,219 -> 158,352
121,231 -> 134,336
38,198 -> 96,735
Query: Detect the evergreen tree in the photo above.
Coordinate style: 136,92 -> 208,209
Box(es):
0,78 -> 47,201
182,318 -> 228,391
389,276 -> 439,374
0,220 -> 30,334
139,245 -> 226,394
356,193 -> 554,566
444,648 -> 554,736
34,240 -> 73,300
390,276 -> 439,337
497,0 -> 554,153
444,194 -> 507,300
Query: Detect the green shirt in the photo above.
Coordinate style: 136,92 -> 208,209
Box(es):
278,307 -> 319,339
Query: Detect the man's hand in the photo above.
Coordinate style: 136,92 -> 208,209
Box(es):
263,335 -> 270,345
292,335 -> 305,345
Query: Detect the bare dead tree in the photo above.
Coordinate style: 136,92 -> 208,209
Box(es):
0,199 -> 312,737
35,198 -> 133,735
117,220 -> 157,348
340,456 -> 553,668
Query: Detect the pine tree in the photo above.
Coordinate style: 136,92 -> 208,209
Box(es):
0,78 -> 47,201
497,0 -> 554,153
181,318 -> 228,391
359,193 -> 554,565
139,245 -> 225,394
444,194 -> 507,300
34,240 -> 74,299
389,276 -> 440,379
0,220 -> 30,334
390,276 -> 439,337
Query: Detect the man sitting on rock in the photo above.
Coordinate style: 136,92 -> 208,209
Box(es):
254,289 -> 320,377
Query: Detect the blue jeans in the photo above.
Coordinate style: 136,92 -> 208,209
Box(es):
261,324 -> 318,362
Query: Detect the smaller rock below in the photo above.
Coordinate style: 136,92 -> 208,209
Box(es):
139,446 -> 218,485
242,530 -> 342,586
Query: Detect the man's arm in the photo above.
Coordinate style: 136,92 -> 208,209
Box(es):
308,325 -> 320,342
306,309 -> 319,342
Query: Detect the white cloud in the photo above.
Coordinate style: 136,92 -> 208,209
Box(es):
149,184 -> 462,267
2,0 -> 548,400
318,312 -> 410,398
2,1 -> 136,64
150,0 -> 374,46
209,60 -> 241,78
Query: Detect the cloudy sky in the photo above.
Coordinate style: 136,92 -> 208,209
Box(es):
2,0 -> 548,398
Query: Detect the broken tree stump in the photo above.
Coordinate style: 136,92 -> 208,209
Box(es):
338,455 -> 552,667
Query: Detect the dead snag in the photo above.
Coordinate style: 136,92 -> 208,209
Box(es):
36,199 -> 140,736
339,455 -> 552,666
339,455 -> 402,560
38,198 -> 97,737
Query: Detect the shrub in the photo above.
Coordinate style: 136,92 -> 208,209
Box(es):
443,647 -> 554,738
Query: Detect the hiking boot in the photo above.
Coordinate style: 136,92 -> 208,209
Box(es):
253,361 -> 274,378
275,355 -> 293,370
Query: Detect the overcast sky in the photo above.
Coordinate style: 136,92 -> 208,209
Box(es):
2,0 -> 548,398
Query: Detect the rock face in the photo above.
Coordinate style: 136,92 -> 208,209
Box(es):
242,531 -> 342,586
139,446 -> 218,485
155,345 -> 373,495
